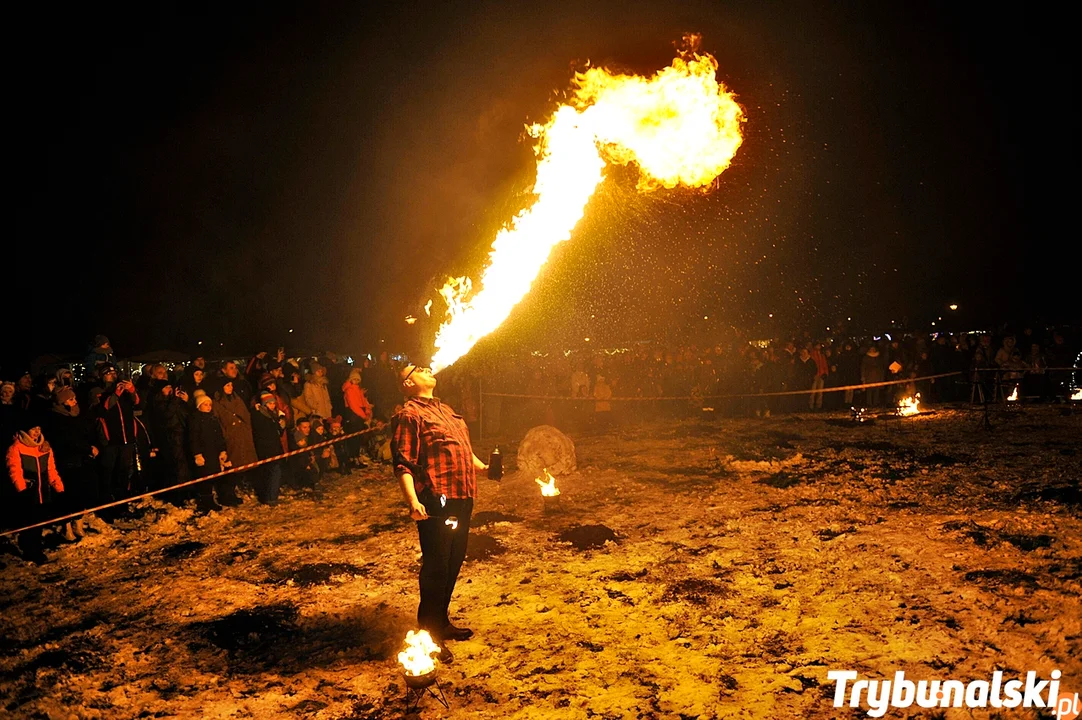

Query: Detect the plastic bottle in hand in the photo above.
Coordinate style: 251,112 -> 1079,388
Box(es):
487,446 -> 502,481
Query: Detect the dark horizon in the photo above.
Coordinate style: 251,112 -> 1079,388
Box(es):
6,0 -> 1052,371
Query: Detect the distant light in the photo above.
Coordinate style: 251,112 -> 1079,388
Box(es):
405,315 -> 417,325
584,338 -> 591,342
347,356 -> 353,364
847,317 -> 851,321
703,316 -> 709,320
289,328 -> 294,333
768,313 -> 773,318
949,304 -> 958,311
197,341 -> 203,345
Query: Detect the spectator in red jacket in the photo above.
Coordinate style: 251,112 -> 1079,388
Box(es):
342,368 -> 375,466
6,416 -> 65,564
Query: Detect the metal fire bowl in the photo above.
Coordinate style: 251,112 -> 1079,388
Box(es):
542,496 -> 562,515
404,670 -> 437,689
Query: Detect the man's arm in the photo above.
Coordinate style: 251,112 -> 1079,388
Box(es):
472,454 -> 488,472
397,471 -> 428,520
391,412 -> 428,520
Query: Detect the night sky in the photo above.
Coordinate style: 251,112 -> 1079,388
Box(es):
8,1 -> 1045,369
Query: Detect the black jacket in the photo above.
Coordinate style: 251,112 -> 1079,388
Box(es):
97,383 -> 140,446
44,408 -> 94,470
251,408 -> 284,460
189,410 -> 227,475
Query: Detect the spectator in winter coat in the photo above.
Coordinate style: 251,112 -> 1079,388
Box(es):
28,374 -> 58,425
212,380 -> 258,472
593,375 -> 613,429
83,334 -> 115,374
6,416 -> 65,564
259,374 -> 292,431
0,381 -> 19,442
303,362 -> 334,419
145,379 -> 191,495
44,388 -> 97,541
307,415 -> 337,474
288,417 -> 319,489
860,346 -> 886,407
342,368 -> 373,463
13,373 -> 33,411
836,343 -> 861,406
809,344 -> 829,410
1022,343 -> 1050,400
95,363 -> 140,500
179,367 -> 208,406
251,391 -> 285,505
245,351 -> 270,394
212,360 -> 253,406
994,335 -> 1017,368
189,393 -> 236,511
55,367 -> 75,391
285,364 -> 313,419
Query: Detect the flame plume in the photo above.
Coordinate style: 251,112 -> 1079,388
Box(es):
429,38 -> 744,373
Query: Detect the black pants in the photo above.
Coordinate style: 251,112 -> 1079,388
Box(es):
99,444 -> 134,500
415,493 -> 473,636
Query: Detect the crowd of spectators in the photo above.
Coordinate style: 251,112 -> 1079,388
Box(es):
2,336 -> 405,565
436,327 -> 1080,434
2,326 -> 1078,565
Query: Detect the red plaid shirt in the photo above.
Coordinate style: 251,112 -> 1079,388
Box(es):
391,397 -> 476,499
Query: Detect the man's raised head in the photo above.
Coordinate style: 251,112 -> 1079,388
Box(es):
399,364 -> 436,397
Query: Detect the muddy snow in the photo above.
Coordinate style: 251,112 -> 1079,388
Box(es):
2,406 -> 1080,719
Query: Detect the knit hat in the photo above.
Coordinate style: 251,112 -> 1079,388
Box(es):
93,335 -> 110,348
348,368 -> 362,383
55,387 -> 76,405
99,362 -> 118,375
195,392 -> 213,409
258,390 -> 276,405
309,361 -> 324,375
16,412 -> 42,434
259,373 -> 277,389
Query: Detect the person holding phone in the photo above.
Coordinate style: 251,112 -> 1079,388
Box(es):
95,363 -> 141,502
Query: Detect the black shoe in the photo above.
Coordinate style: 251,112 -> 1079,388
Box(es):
219,494 -> 243,507
25,551 -> 49,566
442,623 -> 474,641
437,644 -> 454,665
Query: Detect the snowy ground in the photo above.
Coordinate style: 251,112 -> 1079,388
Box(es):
2,405 -> 1080,719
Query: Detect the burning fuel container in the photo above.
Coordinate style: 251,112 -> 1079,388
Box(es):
543,494 -> 562,515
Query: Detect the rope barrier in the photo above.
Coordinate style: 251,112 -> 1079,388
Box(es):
0,427 -> 382,539
479,371 -> 965,401
479,366 -> 1080,402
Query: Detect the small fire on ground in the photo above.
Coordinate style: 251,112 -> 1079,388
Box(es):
398,630 -> 440,677
536,469 -> 561,497
1007,385 -> 1019,402
1072,388 -> 1082,401
897,394 -> 921,417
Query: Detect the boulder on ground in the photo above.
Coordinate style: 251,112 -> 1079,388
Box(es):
516,425 -> 577,477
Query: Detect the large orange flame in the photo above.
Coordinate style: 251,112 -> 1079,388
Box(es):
429,39 -> 744,373
397,629 -> 441,676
